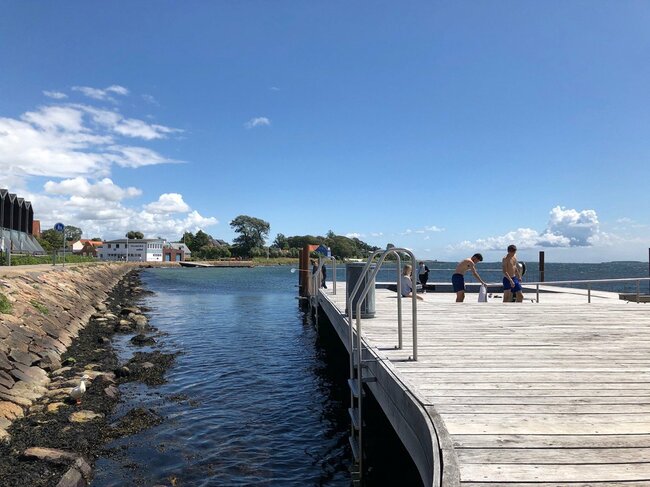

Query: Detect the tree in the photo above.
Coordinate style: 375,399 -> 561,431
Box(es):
126,231 -> 144,239
91,237 -> 102,242
272,233 -> 289,250
37,229 -> 63,252
64,225 -> 82,242
190,230 -> 212,252
230,215 -> 270,257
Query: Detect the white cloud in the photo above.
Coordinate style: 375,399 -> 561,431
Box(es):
145,193 -> 190,214
401,225 -> 445,236
43,90 -> 67,100
244,117 -> 271,129
345,232 -> 364,239
142,94 -> 159,105
72,85 -> 129,101
370,232 -> 384,237
2,89 -> 218,241
452,206 -> 609,252
44,177 -> 141,201
424,225 -> 444,232
0,102 -> 179,179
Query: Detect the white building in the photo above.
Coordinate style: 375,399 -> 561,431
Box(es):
98,239 -> 165,262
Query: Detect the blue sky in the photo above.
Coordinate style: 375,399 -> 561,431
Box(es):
1,1 -> 649,262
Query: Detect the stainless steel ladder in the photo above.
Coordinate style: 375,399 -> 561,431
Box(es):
346,247 -> 419,483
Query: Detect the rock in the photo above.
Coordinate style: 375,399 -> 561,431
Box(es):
104,313 -> 117,319
56,466 -> 85,487
133,315 -> 148,326
114,366 -> 130,378
22,446 -> 78,464
69,410 -> 104,423
0,428 -> 9,443
74,457 -> 92,478
95,302 -> 107,312
120,306 -> 140,316
104,385 -> 119,399
47,402 -> 66,413
62,357 -> 77,366
38,352 -> 62,372
9,348 -> 38,367
97,337 -> 110,344
118,319 -> 131,327
130,334 -> 155,346
141,362 -> 155,369
46,387 -> 73,399
0,400 -> 24,420
53,366 -> 72,376
0,370 -> 15,389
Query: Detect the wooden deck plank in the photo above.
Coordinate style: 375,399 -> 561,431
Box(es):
318,284 -> 650,485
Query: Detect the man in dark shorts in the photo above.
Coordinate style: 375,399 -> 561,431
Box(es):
452,254 -> 487,302
502,244 -> 523,302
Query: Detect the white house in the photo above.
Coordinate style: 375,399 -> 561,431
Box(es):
98,238 -> 165,262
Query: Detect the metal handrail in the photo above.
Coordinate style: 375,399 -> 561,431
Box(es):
521,277 -> 650,304
345,247 -> 418,479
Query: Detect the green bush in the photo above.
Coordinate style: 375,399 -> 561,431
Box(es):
0,293 -> 12,314
30,300 -> 49,315
1,254 -> 97,266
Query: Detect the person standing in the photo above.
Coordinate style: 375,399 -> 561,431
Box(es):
401,264 -> 423,300
502,245 -> 524,303
321,263 -> 327,288
452,254 -> 487,302
418,261 -> 430,293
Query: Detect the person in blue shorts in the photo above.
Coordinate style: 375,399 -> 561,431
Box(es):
502,244 -> 524,302
452,254 -> 487,302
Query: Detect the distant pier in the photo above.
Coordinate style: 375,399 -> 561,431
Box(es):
316,282 -> 650,486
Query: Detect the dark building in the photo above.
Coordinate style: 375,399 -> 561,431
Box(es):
0,188 -> 45,254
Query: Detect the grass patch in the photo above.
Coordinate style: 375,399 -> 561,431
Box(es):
30,300 -> 49,315
0,293 -> 12,314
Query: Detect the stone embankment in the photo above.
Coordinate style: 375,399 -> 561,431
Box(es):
0,264 -> 136,441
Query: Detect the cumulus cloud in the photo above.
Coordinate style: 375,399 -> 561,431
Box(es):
345,232 -> 364,239
43,90 -> 67,100
401,225 -> 445,236
44,177 -> 141,201
72,85 -> 129,101
145,193 -> 190,214
453,206 -> 607,251
0,102 -> 180,179
2,88 -> 217,241
244,117 -> 271,129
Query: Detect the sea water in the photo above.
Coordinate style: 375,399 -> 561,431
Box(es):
93,262 -> 648,486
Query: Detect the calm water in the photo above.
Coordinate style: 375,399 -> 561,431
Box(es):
93,262 -> 648,486
93,266 -> 419,487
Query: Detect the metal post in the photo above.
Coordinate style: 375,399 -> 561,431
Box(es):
396,254 -> 403,350
588,284 -> 591,304
539,251 -> 545,282
536,284 -> 539,304
637,280 -> 641,304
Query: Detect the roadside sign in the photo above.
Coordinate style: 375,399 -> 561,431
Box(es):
54,222 -> 65,232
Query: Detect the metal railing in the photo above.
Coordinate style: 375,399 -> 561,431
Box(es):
519,277 -> 650,303
311,255 -> 337,297
345,247 -> 419,481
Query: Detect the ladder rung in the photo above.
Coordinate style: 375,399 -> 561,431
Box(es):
348,407 -> 361,430
348,379 -> 365,398
349,435 -> 360,462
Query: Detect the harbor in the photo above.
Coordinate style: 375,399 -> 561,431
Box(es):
309,258 -> 650,486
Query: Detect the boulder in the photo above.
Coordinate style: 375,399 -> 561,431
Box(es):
0,370 -> 15,389
22,446 -> 78,464
0,428 -> 9,443
0,400 -> 24,420
47,402 -> 66,413
69,410 -> 104,423
130,334 -> 155,346
55,466 -> 85,487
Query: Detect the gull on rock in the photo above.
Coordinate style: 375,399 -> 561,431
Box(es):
70,375 -> 91,404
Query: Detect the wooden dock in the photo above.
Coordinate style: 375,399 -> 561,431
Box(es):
317,283 -> 650,486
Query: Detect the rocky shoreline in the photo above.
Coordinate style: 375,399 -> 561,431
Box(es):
0,267 -> 176,487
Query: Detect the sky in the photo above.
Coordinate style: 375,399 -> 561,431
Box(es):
1,1 -> 649,263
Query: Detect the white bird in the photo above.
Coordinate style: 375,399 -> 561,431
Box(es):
70,375 -> 91,404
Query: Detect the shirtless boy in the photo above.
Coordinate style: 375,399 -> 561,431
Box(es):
452,254 -> 487,302
502,244 -> 523,303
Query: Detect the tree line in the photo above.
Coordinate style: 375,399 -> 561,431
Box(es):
35,215 -> 379,260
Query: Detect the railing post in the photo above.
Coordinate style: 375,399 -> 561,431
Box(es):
588,284 -> 591,304
396,254 -> 403,350
536,284 -> 539,303
637,280 -> 641,304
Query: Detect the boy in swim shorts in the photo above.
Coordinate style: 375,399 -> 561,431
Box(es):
502,244 -> 524,303
452,254 -> 487,302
